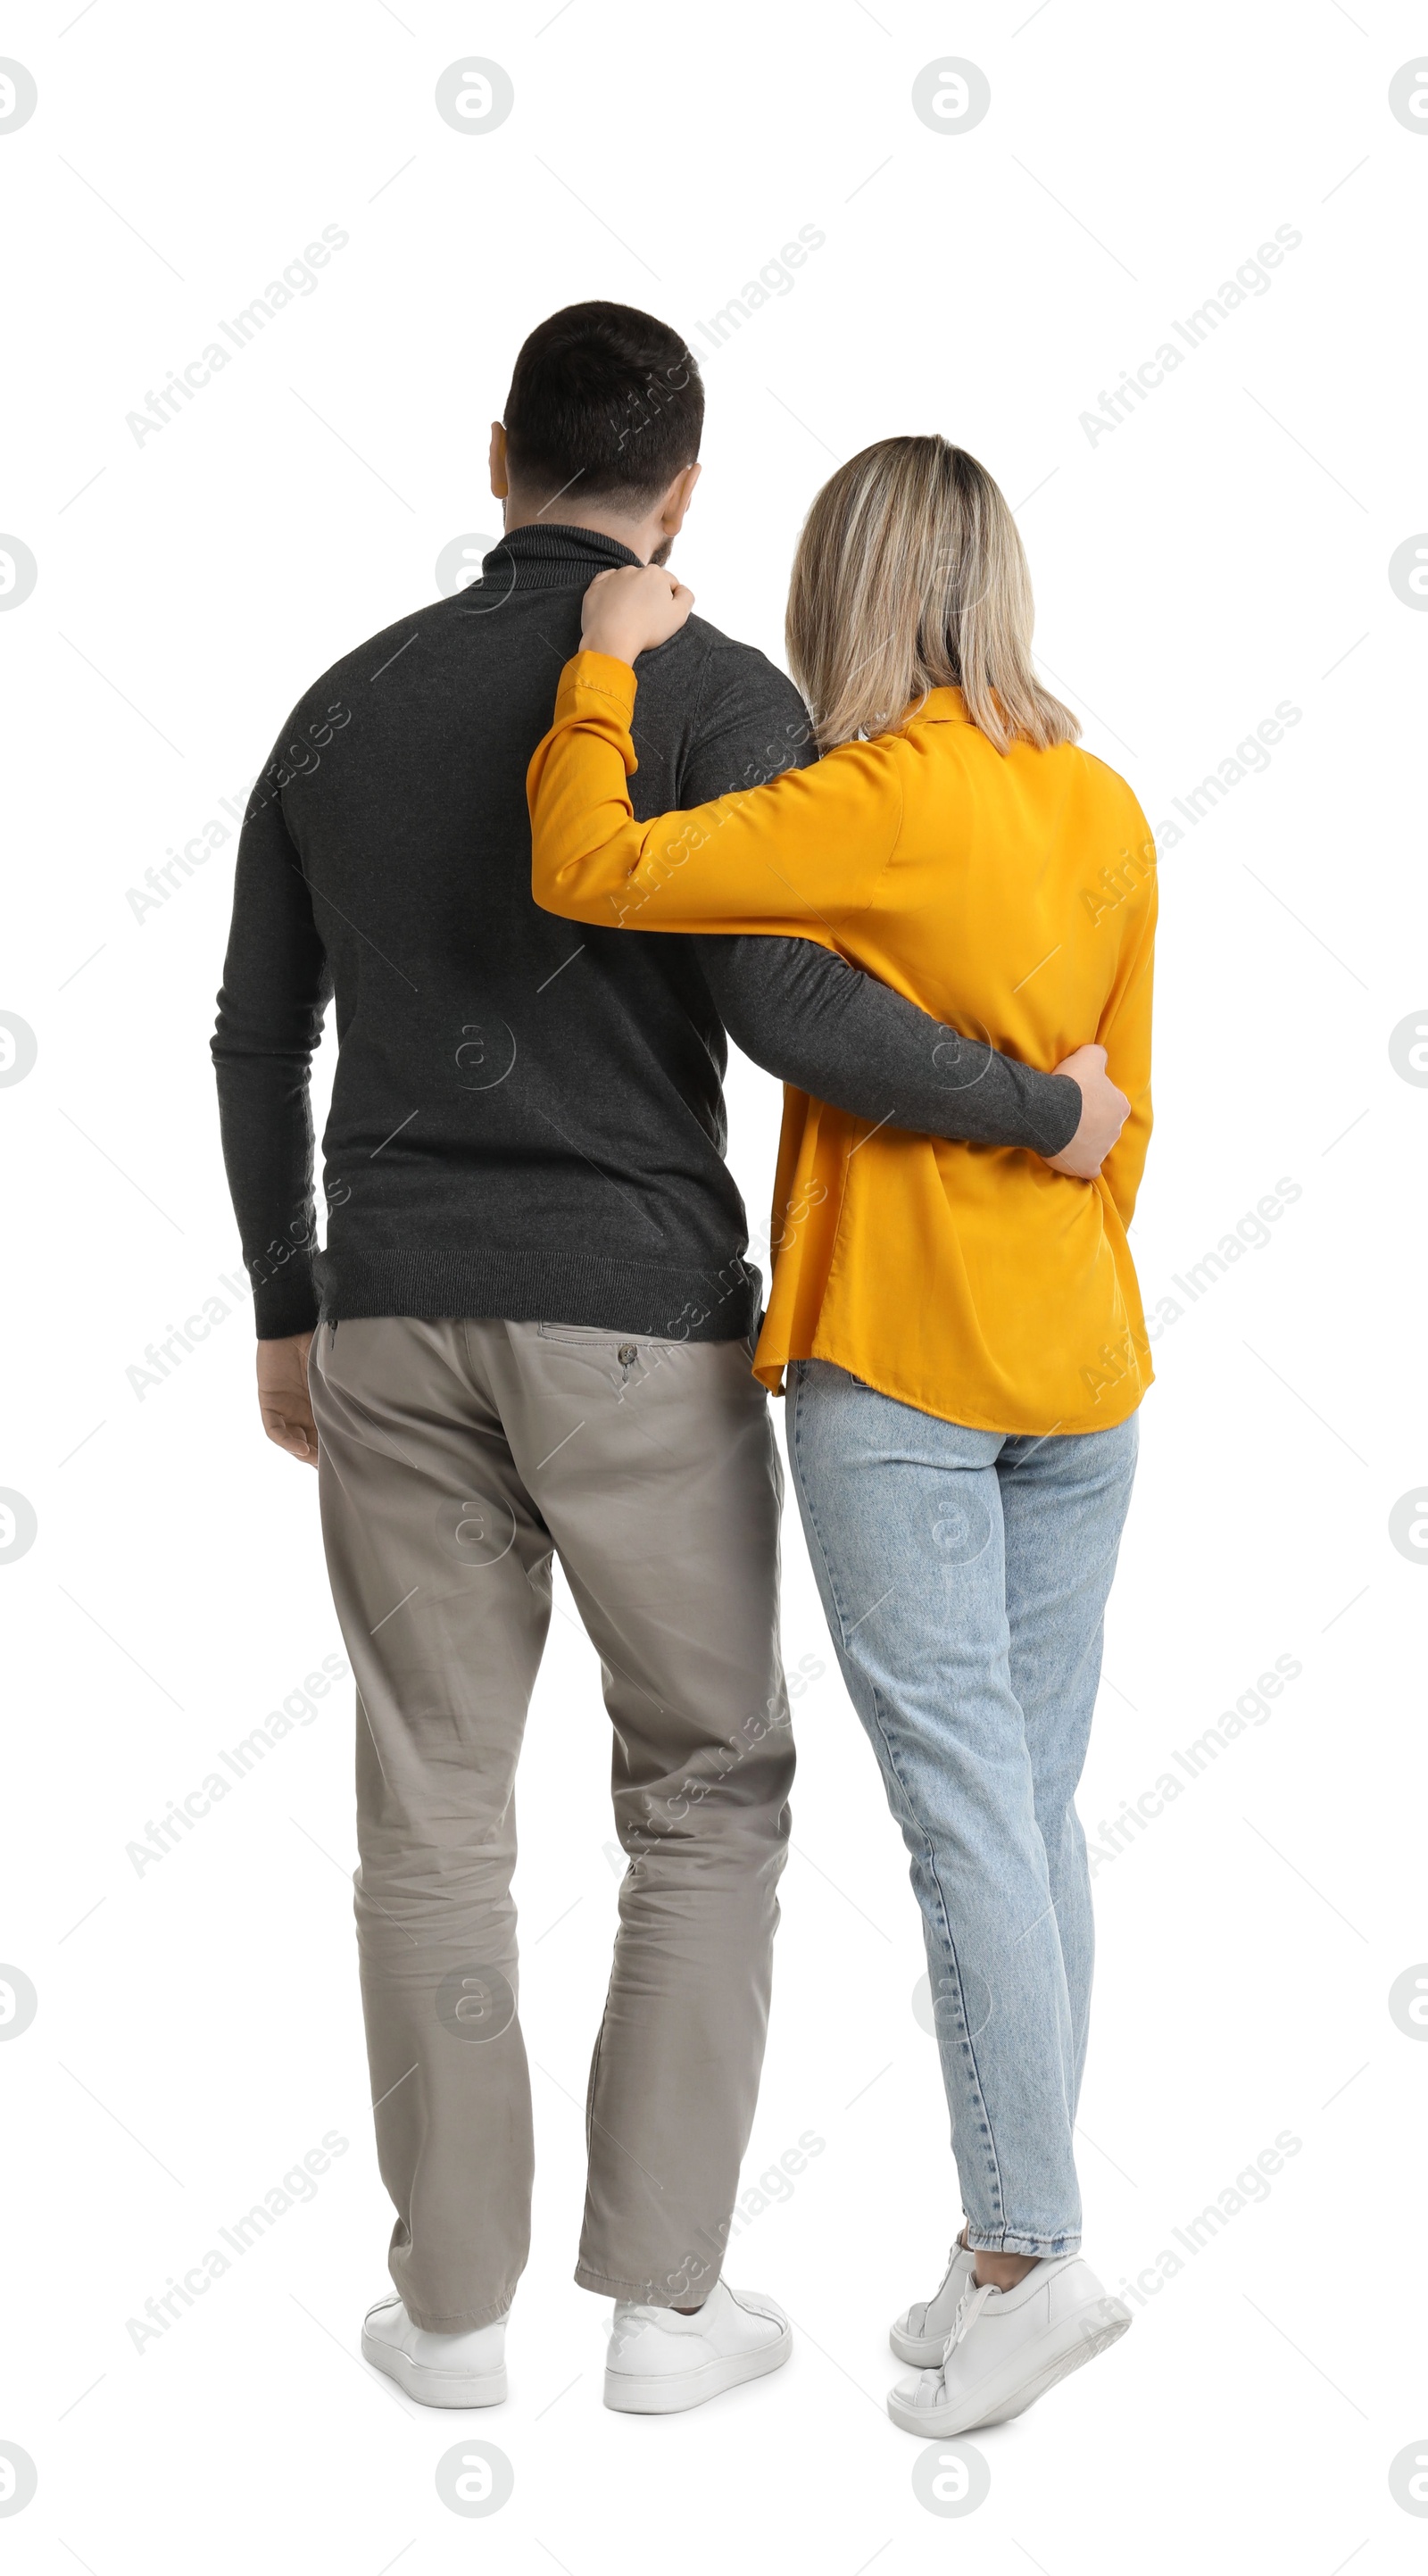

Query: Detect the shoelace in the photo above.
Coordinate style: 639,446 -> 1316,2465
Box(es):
941,2277 -> 995,2364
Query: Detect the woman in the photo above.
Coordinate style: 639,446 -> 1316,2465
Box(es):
527,436 -> 1155,2438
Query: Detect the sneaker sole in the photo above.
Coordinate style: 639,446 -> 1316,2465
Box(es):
604,2323 -> 793,2416
886,2295 -> 1131,2437
361,2325 -> 507,2410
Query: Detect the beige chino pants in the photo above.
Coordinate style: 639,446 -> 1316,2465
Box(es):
309,1315 -> 793,2329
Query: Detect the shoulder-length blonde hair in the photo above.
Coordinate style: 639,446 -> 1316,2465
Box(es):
785,435 -> 1079,757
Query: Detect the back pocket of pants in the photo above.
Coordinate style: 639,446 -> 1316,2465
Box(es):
535,1322 -> 684,1350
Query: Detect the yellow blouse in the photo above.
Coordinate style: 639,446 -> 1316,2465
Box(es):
528,652 -> 1157,1437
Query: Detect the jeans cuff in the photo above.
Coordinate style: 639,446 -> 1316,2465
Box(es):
964,2231 -> 1081,2259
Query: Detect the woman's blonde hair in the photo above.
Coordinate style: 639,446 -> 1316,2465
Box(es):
785,435 -> 1080,757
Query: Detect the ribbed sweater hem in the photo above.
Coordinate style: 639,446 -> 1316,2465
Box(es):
310,1245 -> 761,1342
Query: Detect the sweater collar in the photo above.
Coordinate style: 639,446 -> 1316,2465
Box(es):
469,522 -> 644,596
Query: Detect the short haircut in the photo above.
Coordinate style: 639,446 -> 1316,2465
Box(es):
502,302 -> 704,507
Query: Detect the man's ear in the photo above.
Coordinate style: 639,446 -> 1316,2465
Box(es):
656,460 -> 702,541
489,422 -> 510,500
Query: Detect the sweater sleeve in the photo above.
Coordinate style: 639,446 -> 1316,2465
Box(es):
698,937 -> 1082,1156
211,762 -> 331,1337
528,652 -> 901,933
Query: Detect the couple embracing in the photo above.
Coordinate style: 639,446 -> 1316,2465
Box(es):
213,298 -> 1155,2439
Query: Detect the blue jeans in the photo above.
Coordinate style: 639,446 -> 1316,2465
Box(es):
786,1359 -> 1139,2256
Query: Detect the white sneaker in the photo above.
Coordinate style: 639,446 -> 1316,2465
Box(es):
890,2236 -> 977,2366
361,2294 -> 508,2407
603,2279 -> 792,2415
887,2256 -> 1130,2437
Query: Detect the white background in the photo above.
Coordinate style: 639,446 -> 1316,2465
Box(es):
3,2 -> 1425,2568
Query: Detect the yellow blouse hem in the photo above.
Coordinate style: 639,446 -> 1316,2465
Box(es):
754,1332 -> 1152,1438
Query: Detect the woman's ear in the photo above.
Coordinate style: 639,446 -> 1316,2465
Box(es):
489,421 -> 510,501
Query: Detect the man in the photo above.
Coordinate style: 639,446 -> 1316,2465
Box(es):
212,300 -> 1125,2418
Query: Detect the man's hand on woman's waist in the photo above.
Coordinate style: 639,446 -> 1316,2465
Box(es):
1046,1046 -> 1130,1179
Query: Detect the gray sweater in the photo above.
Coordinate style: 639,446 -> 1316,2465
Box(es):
212,522 -> 1079,1341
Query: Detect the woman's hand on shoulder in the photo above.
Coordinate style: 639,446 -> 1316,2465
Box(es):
580,564 -> 694,664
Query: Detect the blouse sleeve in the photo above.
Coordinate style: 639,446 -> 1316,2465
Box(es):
1097,824 -> 1158,1230
527,651 -> 901,938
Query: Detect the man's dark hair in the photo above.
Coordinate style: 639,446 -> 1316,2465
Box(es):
502,302 -> 704,507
